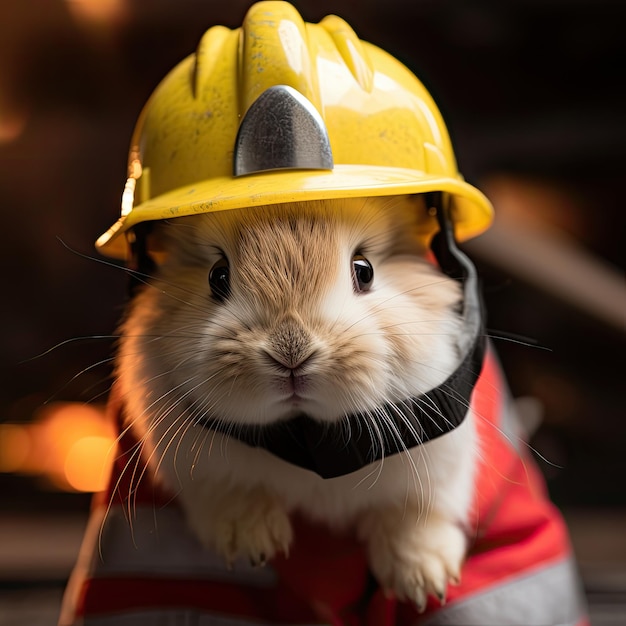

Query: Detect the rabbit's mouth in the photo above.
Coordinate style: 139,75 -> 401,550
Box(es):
197,321 -> 485,480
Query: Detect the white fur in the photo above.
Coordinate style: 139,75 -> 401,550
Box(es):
116,196 -> 478,607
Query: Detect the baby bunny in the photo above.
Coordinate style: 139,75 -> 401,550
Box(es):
117,195 -> 476,608
61,5 -> 586,625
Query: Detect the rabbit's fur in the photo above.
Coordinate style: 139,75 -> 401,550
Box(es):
117,195 -> 477,607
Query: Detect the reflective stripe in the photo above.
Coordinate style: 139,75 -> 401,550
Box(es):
89,504 -> 277,588
80,609 -> 327,626
420,557 -> 587,626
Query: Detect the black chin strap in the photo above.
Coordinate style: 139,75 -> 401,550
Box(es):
195,193 -> 486,479
127,222 -> 156,297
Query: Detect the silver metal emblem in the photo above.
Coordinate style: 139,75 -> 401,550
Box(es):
233,85 -> 334,176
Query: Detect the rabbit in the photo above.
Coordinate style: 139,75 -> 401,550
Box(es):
115,193 -> 478,610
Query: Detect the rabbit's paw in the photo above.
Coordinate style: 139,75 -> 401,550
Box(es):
362,510 -> 466,611
186,486 -> 293,567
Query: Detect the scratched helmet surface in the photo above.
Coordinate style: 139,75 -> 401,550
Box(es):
96,0 -> 493,259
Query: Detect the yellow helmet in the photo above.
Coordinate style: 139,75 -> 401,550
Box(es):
96,0 -> 493,259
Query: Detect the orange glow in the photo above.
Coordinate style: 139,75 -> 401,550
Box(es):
0,402 -> 117,492
64,436 -> 115,492
65,0 -> 129,25
0,111 -> 28,144
0,424 -> 31,472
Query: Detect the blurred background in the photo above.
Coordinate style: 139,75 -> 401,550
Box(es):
0,0 -> 624,623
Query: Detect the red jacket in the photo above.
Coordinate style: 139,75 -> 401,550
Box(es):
60,350 -> 588,625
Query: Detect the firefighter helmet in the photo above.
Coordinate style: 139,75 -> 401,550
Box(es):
96,0 -> 493,259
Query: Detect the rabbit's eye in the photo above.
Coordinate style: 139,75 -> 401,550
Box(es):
352,254 -> 374,292
209,257 -> 230,302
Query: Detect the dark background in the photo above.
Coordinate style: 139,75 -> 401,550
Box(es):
0,0 -> 624,621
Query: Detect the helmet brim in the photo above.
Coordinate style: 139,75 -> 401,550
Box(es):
96,164 -> 493,259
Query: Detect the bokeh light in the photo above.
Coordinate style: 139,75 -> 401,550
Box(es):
0,402 -> 116,492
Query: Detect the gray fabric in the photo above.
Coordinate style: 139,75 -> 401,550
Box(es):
420,557 -> 587,626
91,505 -> 277,588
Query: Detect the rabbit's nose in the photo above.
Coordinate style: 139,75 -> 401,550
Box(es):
265,316 -> 316,371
